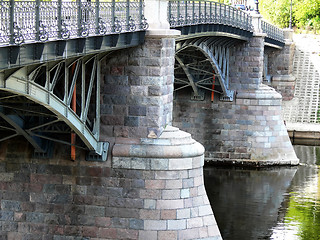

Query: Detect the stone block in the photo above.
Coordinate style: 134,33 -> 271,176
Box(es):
156,199 -> 184,210
180,189 -> 190,199
165,179 -> 182,189
187,217 -> 203,228
129,219 -> 144,230
168,219 -> 187,230
162,189 -> 180,199
144,220 -> 167,230
138,230 -> 158,240
161,209 -> 177,220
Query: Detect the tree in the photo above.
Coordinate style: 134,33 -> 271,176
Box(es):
260,0 -> 320,31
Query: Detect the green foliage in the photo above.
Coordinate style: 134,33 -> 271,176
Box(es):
260,0 -> 320,31
285,194 -> 320,240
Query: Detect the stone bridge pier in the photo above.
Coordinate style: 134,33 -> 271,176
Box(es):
173,15 -> 299,166
99,31 -> 221,237
0,1 -> 222,239
0,1 -> 299,239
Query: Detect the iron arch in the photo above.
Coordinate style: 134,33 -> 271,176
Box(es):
0,54 -> 108,161
175,36 -> 245,101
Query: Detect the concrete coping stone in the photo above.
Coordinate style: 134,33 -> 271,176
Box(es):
236,84 -> 282,100
112,126 -> 205,159
286,122 -> 320,132
146,29 -> 181,38
272,75 -> 296,82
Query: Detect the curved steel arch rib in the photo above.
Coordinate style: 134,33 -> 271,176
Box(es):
0,55 -> 108,161
175,37 -> 241,101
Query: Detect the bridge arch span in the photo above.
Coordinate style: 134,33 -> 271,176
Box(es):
0,54 -> 108,160
174,36 -> 245,101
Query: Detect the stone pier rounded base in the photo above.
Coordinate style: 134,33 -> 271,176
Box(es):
112,126 -> 222,240
233,85 -> 299,166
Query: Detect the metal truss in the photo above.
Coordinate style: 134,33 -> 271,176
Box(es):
0,54 -> 108,161
175,37 -> 241,101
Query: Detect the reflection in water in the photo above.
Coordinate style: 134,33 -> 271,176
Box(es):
204,145 -> 320,240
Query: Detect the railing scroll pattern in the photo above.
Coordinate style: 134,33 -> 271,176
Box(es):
168,0 -> 253,32
0,0 -> 148,46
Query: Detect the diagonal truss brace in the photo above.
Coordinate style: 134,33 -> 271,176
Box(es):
0,55 -> 107,161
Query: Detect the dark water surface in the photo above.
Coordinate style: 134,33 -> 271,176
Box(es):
204,145 -> 320,240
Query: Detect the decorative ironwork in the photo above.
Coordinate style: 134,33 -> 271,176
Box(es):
98,17 -> 109,34
60,20 -> 70,39
127,16 -> 136,31
38,21 -> 48,42
168,0 -> 253,31
0,0 -> 148,46
168,0 -> 284,44
12,22 -> 24,45
113,17 -> 122,33
140,15 -> 148,30
261,20 -> 285,44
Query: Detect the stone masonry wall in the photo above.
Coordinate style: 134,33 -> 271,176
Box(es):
0,128 -> 222,240
173,34 -> 299,166
173,86 -> 299,166
229,36 -> 264,91
99,37 -> 174,146
265,40 -> 296,100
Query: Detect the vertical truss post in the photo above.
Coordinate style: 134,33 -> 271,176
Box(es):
95,0 -> 100,34
96,57 -> 100,140
35,0 -> 40,41
81,60 -> 86,124
9,0 -> 14,44
58,0 -> 62,38
46,64 -> 50,104
64,62 -> 69,117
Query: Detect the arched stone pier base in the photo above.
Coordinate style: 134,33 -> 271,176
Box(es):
112,126 -> 222,239
173,84 -> 299,166
226,84 -> 299,166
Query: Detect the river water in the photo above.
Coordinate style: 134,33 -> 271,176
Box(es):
204,145 -> 320,240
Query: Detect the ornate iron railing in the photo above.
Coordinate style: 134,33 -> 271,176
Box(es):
0,0 -> 148,46
261,20 -> 284,43
168,0 -> 253,32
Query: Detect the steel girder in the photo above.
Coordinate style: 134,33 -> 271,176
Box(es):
0,53 -> 108,161
175,36 -> 242,101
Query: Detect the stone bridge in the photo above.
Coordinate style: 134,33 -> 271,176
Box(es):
0,0 -> 298,239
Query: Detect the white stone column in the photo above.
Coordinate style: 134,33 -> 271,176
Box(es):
251,12 -> 263,34
144,0 -> 180,37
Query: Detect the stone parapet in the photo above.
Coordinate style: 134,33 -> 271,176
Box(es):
112,126 -> 222,239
